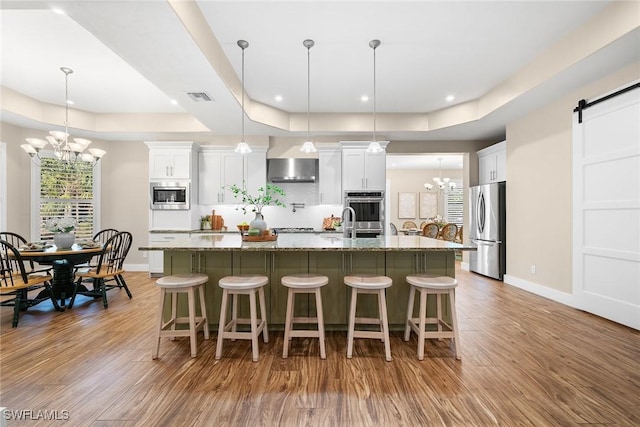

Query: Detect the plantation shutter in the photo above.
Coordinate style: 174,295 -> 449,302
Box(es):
444,183 -> 463,227
39,158 -> 95,240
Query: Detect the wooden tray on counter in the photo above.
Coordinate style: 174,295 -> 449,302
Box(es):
242,235 -> 278,242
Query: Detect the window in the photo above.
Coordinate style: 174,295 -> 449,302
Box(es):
444,183 -> 463,227
33,155 -> 100,240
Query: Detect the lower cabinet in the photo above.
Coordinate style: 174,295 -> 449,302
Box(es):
148,233 -> 186,276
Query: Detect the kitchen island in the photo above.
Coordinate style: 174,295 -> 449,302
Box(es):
139,234 -> 474,330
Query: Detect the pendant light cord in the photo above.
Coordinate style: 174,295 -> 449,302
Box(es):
373,44 -> 377,143
369,39 -> 380,144
62,67 -> 73,144
241,44 -> 245,143
307,43 -> 311,141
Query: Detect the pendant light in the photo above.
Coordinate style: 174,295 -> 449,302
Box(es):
300,39 -> 316,153
235,40 -> 251,154
366,39 -> 384,153
22,67 -> 106,167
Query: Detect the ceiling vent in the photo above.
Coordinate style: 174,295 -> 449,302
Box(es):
186,92 -> 213,102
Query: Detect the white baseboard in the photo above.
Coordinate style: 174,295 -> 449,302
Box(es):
504,274 -> 577,308
123,263 -> 148,272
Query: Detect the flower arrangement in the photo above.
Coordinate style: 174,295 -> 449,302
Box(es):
228,183 -> 287,214
428,215 -> 447,227
44,217 -> 76,234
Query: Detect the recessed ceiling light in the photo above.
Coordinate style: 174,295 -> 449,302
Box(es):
52,8 -> 65,15
66,100 -> 74,105
275,95 -> 283,102
361,95 -> 369,102
446,94 -> 455,102
170,99 -> 178,105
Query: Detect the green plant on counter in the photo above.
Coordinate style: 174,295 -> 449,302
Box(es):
228,182 -> 287,214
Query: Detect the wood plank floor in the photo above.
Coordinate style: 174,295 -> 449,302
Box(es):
1,264 -> 638,426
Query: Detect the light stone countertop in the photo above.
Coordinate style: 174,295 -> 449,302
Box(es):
139,233 -> 474,252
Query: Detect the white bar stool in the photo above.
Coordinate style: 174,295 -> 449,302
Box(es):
152,273 -> 209,359
405,274 -> 461,360
344,275 -> 393,362
281,274 -> 329,359
216,275 -> 269,362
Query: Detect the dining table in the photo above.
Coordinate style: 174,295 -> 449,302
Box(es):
18,242 -> 104,310
399,228 -> 421,236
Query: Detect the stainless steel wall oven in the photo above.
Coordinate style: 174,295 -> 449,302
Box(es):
344,191 -> 384,237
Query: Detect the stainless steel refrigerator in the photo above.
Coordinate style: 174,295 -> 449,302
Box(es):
469,182 -> 506,280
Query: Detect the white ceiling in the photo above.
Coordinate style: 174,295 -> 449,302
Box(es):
1,1 -> 638,144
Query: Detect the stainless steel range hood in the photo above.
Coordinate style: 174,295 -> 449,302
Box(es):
267,158 -> 318,183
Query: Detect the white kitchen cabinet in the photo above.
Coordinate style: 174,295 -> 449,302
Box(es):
145,141 -> 196,181
477,140 -> 506,184
148,233 -> 187,276
149,149 -> 192,179
198,151 -> 223,204
342,148 -> 386,191
198,147 -> 266,205
318,148 -> 342,204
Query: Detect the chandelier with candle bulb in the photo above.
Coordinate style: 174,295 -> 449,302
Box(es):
21,67 -> 105,167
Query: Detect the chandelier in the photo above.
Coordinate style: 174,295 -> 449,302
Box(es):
21,67 -> 105,167
234,40 -> 252,154
424,158 -> 456,192
366,39 -> 384,153
300,39 -> 316,153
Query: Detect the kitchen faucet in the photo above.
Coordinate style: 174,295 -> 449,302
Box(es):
341,206 -> 357,239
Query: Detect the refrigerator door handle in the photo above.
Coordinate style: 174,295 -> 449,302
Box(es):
470,238 -> 502,245
477,192 -> 485,234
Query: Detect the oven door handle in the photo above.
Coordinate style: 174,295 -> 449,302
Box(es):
347,198 -> 383,203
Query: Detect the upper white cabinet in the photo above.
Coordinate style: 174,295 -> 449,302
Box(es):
341,142 -> 388,191
146,141 -> 196,180
477,140 -> 506,184
318,146 -> 342,204
198,151 -> 223,204
198,147 -> 266,205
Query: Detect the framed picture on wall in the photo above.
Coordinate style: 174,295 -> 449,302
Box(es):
398,192 -> 417,219
419,192 -> 437,218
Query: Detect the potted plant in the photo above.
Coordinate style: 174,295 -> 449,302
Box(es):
228,183 -> 286,232
200,215 -> 211,230
44,217 -> 77,249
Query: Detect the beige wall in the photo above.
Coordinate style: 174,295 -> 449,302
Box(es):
97,140 -> 149,266
387,168 -> 463,229
505,61 -> 639,293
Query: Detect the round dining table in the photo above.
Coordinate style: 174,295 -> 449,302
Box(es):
19,243 -> 104,310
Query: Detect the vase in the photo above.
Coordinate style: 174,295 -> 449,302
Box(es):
54,232 -> 75,249
249,212 -> 267,232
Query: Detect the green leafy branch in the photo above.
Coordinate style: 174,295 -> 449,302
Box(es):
228,183 -> 287,214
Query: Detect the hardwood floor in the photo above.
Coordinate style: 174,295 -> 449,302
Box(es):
1,264 -> 638,426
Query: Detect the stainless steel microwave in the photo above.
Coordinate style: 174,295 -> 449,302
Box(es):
150,181 -> 190,210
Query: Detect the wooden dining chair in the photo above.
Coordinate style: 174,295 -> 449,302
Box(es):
439,223 -> 458,241
402,221 -> 418,229
76,228 -> 120,269
69,231 -> 133,309
0,231 -> 52,275
389,223 -> 398,235
0,239 -> 61,327
455,225 -> 463,244
93,228 -> 119,244
422,223 -> 439,239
